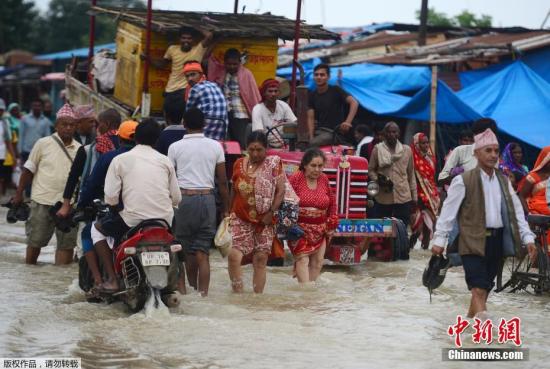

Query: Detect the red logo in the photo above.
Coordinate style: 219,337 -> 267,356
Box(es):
448,316 -> 522,347
472,318 -> 493,344
498,317 -> 522,346
447,315 -> 470,347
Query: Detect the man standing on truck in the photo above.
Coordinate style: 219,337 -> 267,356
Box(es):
208,48 -> 261,149
307,64 -> 358,147
184,61 -> 228,141
145,26 -> 213,125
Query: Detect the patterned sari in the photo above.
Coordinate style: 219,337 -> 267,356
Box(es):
522,146 -> 550,216
231,155 -> 284,258
520,146 -> 550,251
410,133 -> 440,242
287,171 -> 338,258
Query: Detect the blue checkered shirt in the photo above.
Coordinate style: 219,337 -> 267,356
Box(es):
186,80 -> 228,140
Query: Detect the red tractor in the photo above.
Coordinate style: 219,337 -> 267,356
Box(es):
265,124 -> 408,265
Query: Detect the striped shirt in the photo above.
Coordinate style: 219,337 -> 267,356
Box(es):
186,80 -> 228,141
224,73 -> 248,119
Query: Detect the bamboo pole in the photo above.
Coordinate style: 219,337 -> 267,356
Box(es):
430,66 -> 438,154
289,0 -> 302,110
87,0 -> 97,86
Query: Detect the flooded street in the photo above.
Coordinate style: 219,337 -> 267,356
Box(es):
1,211 -> 549,369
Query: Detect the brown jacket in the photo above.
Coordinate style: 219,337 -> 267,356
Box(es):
369,142 -> 417,205
458,168 -> 521,257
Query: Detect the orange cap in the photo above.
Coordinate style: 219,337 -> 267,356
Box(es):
183,61 -> 203,75
117,120 -> 138,140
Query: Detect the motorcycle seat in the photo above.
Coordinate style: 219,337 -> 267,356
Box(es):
125,218 -> 171,239
527,214 -> 550,227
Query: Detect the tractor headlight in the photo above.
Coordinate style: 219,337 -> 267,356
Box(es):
367,181 -> 380,197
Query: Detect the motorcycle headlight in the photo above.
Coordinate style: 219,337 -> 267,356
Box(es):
367,181 -> 379,197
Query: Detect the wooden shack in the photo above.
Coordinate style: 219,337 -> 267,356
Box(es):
93,6 -> 339,114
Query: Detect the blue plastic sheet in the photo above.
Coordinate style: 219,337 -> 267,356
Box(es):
459,48 -> 550,87
458,61 -> 550,148
386,80 -> 482,123
277,62 -> 430,92
35,43 -> 116,60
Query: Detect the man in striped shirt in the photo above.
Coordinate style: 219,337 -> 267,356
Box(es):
184,61 -> 228,141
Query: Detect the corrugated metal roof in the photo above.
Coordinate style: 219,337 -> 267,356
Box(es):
369,31 -> 550,65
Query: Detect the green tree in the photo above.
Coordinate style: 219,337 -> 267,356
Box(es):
454,10 -> 492,28
0,0 -> 39,53
35,0 -> 145,54
416,7 -> 455,27
416,7 -> 493,28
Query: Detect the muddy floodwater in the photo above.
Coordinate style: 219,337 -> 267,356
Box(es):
1,210 -> 549,369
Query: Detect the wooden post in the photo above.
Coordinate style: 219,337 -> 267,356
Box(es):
418,0 -> 429,46
141,0 -> 153,117
430,66 -> 438,154
289,0 -> 302,110
87,0 -> 97,86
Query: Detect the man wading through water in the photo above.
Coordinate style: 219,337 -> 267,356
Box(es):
168,108 -> 230,296
432,128 -> 537,319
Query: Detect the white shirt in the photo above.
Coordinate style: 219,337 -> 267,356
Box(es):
104,145 -> 181,227
438,145 -> 478,181
432,169 -> 535,248
356,136 -> 373,156
24,134 -> 81,206
252,100 -> 297,146
167,133 -> 225,189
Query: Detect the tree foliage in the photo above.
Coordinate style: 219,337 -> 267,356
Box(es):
454,10 -> 493,28
0,0 -> 39,53
2,0 -> 146,55
416,7 -> 493,28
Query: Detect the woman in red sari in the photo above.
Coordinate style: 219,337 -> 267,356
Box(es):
410,133 -> 440,249
288,148 -> 338,283
228,131 -> 285,293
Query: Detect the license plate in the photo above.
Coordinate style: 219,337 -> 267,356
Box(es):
336,219 -> 394,236
339,246 -> 355,264
141,252 -> 170,266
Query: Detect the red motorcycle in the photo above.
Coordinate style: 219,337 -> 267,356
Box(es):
265,123 -> 408,265
78,202 -> 182,313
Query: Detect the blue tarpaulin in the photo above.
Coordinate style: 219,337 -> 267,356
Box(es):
384,80 -> 482,123
327,63 -> 431,92
35,43 -> 116,60
459,48 -> 550,87
277,58 -> 550,146
458,61 -> 550,148
337,79 -> 410,114
277,62 -> 431,92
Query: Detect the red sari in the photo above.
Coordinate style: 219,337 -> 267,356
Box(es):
288,171 -> 338,257
410,133 -> 440,241
521,146 -> 550,216
519,146 -> 550,251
